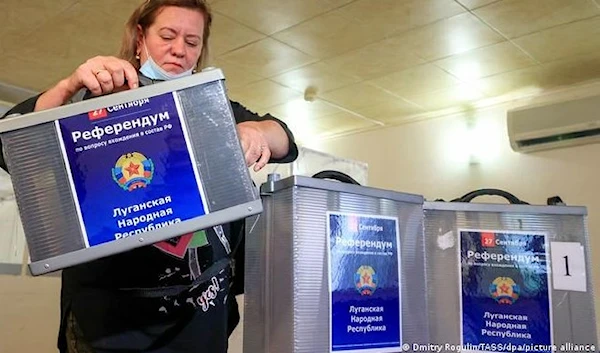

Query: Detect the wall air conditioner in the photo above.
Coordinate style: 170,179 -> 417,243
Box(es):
507,94 -> 600,153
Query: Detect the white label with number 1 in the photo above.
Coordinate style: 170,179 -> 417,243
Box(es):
550,242 -> 587,292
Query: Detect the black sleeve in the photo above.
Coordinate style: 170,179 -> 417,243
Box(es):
230,100 -> 299,164
226,101 -> 299,300
0,94 -> 42,172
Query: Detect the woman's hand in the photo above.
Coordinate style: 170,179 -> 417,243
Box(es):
68,56 -> 139,97
35,56 -> 139,111
237,121 -> 271,172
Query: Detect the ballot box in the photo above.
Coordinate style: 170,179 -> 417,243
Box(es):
0,68 -> 261,275
243,174 -> 429,353
424,198 -> 597,353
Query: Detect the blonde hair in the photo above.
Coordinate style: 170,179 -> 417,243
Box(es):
119,0 -> 212,70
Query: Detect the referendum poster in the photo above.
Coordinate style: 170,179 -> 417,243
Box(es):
56,92 -> 208,247
327,212 -> 402,353
460,229 -> 552,353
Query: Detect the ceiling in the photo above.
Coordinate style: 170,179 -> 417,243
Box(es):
2,0 -> 600,144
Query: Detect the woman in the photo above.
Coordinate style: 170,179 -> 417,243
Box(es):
2,1 -> 298,352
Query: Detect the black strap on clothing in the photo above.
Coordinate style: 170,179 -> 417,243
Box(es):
118,258 -> 231,298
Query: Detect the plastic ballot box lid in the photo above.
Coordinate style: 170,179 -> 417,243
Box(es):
0,68 -> 261,275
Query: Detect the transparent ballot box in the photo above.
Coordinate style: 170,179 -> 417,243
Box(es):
244,175 -> 429,353
424,200 -> 597,353
0,69 -> 261,275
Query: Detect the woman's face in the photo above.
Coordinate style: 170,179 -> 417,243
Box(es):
138,6 -> 205,74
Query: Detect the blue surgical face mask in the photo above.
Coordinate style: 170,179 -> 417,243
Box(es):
139,42 -> 194,81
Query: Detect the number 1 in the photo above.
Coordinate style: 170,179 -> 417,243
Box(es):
563,255 -> 571,276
